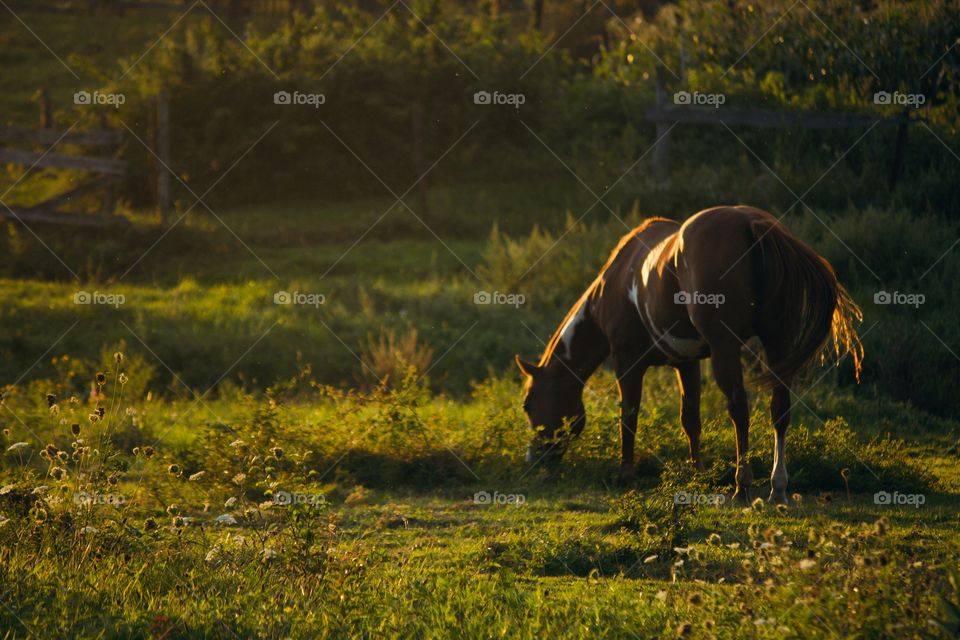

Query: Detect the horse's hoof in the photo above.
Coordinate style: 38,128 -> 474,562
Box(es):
732,490 -> 751,505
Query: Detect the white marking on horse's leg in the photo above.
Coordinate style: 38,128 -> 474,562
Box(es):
558,303 -> 586,358
770,428 -> 788,502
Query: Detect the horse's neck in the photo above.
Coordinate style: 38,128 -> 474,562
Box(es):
543,295 -> 609,383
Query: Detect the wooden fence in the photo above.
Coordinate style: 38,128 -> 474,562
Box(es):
646,73 -> 915,188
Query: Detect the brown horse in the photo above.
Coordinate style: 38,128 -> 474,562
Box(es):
516,206 -> 862,503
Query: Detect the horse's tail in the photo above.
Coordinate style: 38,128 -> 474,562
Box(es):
750,216 -> 863,387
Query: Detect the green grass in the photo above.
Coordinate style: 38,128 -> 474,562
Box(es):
0,364 -> 957,639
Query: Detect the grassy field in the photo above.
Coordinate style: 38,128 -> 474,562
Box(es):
1,356 -> 958,638
1,182 -> 959,639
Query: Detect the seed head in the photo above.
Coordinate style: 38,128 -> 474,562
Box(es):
71,423 -> 81,436
45,393 -> 56,408
95,407 -> 105,418
168,464 -> 181,476
118,373 -> 128,385
270,447 -> 284,459
114,352 -> 124,364
144,518 -> 157,531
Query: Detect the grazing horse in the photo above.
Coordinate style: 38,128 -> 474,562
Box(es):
516,206 -> 862,503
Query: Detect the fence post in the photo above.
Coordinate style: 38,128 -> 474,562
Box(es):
888,108 -> 909,190
38,88 -> 54,130
411,98 -> 428,215
652,67 -> 670,180
156,89 -> 171,224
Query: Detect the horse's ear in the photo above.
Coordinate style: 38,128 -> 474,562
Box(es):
515,355 -> 540,378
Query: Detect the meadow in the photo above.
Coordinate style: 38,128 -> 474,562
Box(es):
1,1 -> 960,638
2,192 -> 959,638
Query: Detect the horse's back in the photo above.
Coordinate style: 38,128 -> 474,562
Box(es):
675,206 -> 781,340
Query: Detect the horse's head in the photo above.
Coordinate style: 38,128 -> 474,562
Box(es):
515,355 -> 586,469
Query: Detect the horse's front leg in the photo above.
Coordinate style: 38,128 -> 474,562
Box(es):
614,360 -> 647,486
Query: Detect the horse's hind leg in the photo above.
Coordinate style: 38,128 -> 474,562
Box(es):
674,362 -> 704,471
768,381 -> 792,504
708,345 -> 753,503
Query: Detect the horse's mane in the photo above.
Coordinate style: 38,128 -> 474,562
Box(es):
538,217 -> 675,367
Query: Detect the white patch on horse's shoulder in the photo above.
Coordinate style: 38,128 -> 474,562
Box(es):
642,302 -> 705,360
559,302 -> 587,358
661,331 -> 705,359
627,280 -> 639,309
641,238 -> 670,287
